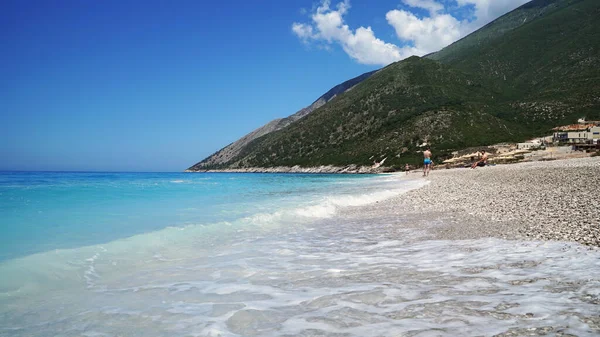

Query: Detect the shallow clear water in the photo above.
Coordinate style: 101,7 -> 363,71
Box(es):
1,172 -> 599,336
0,172 -> 402,261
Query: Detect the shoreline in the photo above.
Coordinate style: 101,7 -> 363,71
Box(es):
185,164 -> 390,174
185,150 -> 595,175
342,156 -> 600,247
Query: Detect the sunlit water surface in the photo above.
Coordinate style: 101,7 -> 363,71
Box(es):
0,172 -> 598,336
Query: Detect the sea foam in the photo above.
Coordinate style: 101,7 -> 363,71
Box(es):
6,173 -> 597,336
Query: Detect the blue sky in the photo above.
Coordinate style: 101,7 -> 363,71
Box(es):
0,0 -> 529,172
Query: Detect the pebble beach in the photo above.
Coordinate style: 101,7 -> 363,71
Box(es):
349,156 -> 600,247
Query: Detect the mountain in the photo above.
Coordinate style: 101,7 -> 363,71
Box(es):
429,0 -> 600,131
188,70 -> 376,170
188,0 -> 600,171
427,0 -> 570,64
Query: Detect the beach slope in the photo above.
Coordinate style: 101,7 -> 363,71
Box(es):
353,157 -> 600,247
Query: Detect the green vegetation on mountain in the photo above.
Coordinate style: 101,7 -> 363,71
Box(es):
192,71 -> 376,169
430,0 -> 600,131
189,0 -> 600,170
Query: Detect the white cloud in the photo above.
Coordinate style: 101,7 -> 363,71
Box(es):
386,9 -> 464,55
457,0 -> 531,26
402,0 -> 444,15
292,0 -> 531,66
292,22 -> 314,42
291,0 -> 416,65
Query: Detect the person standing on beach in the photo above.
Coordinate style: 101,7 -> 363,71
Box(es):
405,163 -> 410,175
423,148 -> 432,176
471,150 -> 488,168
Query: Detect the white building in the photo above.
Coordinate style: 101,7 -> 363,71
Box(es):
590,127 -> 600,139
567,127 -> 600,142
567,131 -> 590,143
553,123 -> 600,143
517,142 -> 541,150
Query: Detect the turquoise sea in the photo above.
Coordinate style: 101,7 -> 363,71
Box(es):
0,172 -> 398,261
0,172 -> 404,262
1,171 -> 599,336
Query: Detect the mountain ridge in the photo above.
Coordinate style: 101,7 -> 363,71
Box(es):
189,70 -> 377,170
188,0 -> 600,171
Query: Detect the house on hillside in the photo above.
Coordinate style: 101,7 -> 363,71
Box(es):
567,131 -> 591,143
553,124 -> 599,144
591,126 -> 600,140
552,124 -> 600,152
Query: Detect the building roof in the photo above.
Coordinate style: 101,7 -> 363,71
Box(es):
553,124 -> 596,131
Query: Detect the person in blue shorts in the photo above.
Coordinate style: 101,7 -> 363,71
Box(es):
423,147 -> 432,176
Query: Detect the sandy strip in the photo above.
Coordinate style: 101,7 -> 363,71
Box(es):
344,157 -> 600,247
